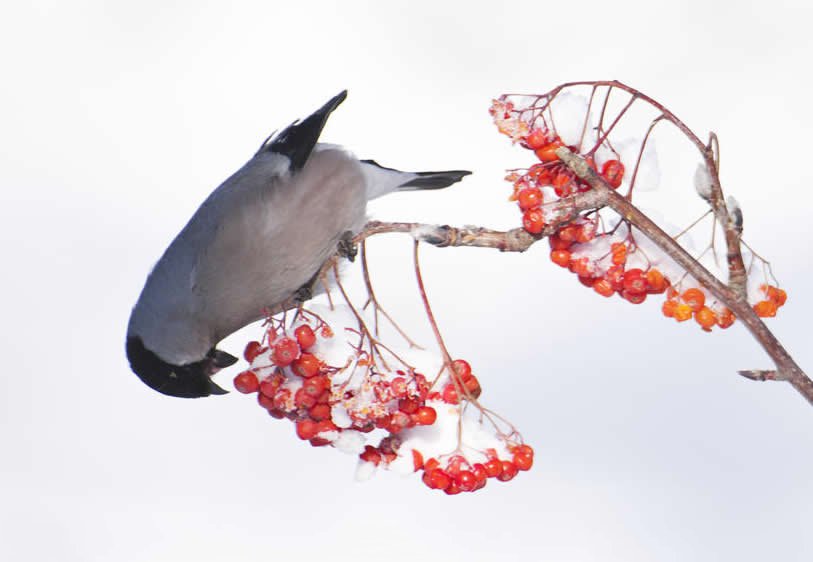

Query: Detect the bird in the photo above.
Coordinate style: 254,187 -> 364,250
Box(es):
126,90 -> 471,398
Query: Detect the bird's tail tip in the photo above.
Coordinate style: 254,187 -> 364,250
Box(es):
399,170 -> 472,190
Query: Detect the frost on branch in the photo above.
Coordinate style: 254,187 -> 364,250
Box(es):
232,252 -> 533,496
490,83 -> 788,331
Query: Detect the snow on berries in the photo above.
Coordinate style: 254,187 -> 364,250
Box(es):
490,90 -> 789,332
233,304 -> 534,495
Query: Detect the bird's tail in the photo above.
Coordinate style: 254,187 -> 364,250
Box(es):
398,169 -> 472,190
360,159 -> 471,199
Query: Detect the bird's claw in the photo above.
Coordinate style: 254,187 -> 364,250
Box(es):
337,231 -> 357,262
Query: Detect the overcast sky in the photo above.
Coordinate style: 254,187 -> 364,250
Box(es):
2,1 -> 813,561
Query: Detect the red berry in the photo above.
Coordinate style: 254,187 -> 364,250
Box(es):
257,392 -> 276,411
271,337 -> 300,367
522,208 -> 545,234
308,403 -> 332,421
552,171 -> 573,197
558,224 -> 579,242
534,139 -> 563,162
412,449 -> 424,471
233,370 -> 259,394
471,463 -> 488,489
576,222 -> 596,243
550,249 -> 571,268
622,268 -> 648,294
243,341 -> 265,363
315,419 -> 337,434
497,460 -> 519,482
302,374 -> 329,397
442,383 -> 459,404
413,406 -> 437,426
271,388 -> 291,411
525,128 -> 549,149
360,445 -> 381,466
294,325 -> 317,350
451,359 -> 472,381
549,233 -> 571,250
513,445 -> 534,471
456,470 -> 477,492
463,376 -> 482,398
518,187 -> 544,211
622,290 -> 647,304
398,397 -> 420,414
425,469 -> 451,490
601,159 -> 625,188
259,373 -> 284,397
295,419 -> 318,440
294,387 -> 317,409
605,265 -> 625,291
484,458 -> 503,478
292,353 -> 321,378
444,480 -> 462,495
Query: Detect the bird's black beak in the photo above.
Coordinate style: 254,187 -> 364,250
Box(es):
126,337 -> 234,398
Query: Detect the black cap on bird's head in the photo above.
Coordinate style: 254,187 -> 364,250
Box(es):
125,336 -> 237,398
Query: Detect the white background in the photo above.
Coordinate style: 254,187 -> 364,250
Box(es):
2,1 -> 812,561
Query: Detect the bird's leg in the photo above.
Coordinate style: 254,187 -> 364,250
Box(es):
337,230 -> 358,262
294,270 -> 321,304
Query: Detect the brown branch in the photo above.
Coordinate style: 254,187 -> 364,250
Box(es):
555,146 -> 813,407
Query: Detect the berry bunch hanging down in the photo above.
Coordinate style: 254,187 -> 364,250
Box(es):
489,83 -> 788,333
233,250 -> 534,495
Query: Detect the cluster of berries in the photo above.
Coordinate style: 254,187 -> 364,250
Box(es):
234,308 -> 533,495
418,445 -> 534,495
233,323 -> 342,446
752,284 -> 787,318
491,96 -> 789,332
661,287 -> 735,331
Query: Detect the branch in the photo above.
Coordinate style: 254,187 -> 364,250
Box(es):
554,146 -> 813,407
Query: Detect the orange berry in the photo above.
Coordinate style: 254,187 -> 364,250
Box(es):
674,303 -> 693,322
534,139 -> 563,162
593,278 -> 615,297
753,300 -> 777,318
763,285 -> 787,307
610,243 -> 627,265
681,288 -> 706,312
645,268 -> 669,294
717,308 -> 735,329
694,306 -> 717,331
662,299 -> 678,318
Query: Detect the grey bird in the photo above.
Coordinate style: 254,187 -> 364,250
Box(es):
126,90 -> 471,398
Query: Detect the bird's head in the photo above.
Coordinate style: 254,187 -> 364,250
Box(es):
125,336 -> 236,398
